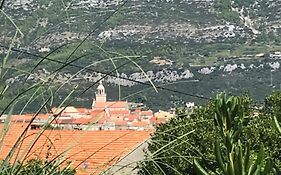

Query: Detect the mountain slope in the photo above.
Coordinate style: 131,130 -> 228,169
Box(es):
1,0 -> 281,112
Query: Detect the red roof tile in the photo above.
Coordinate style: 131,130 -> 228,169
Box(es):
53,118 -> 74,124
51,107 -> 79,115
72,118 -> 92,125
0,123 -> 152,175
108,110 -> 130,115
36,114 -> 50,120
156,117 -> 167,124
128,114 -> 138,121
90,110 -> 105,116
9,114 -> 50,123
93,101 -> 129,109
141,110 -> 153,116
114,121 -> 128,126
132,121 -> 150,127
76,108 -> 90,114
97,118 -> 107,125
150,116 -> 157,123
134,108 -> 141,113
89,115 -> 106,124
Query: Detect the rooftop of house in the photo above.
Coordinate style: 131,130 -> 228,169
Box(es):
140,110 -> 153,116
127,114 -> 138,121
52,106 -> 79,115
131,121 -> 150,127
108,110 -> 130,115
76,108 -> 90,114
0,123 -> 152,175
92,101 -> 129,109
1,114 -> 50,122
154,110 -> 174,119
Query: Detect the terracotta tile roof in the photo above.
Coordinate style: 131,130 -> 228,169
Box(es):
128,114 -> 138,121
36,114 -> 50,120
52,106 -> 79,115
156,117 -> 167,124
108,110 -> 130,115
89,115 -> 106,124
131,121 -> 150,127
72,118 -> 92,125
134,108 -> 141,113
97,118 -> 107,125
93,101 -> 129,109
114,121 -> 128,126
0,123 -> 152,175
53,118 -> 74,124
150,116 -> 157,123
52,118 -> 97,125
90,110 -> 105,116
10,114 -> 33,122
141,110 -> 153,116
76,108 -> 90,114
8,114 -> 50,123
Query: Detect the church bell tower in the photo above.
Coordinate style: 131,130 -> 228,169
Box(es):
95,81 -> 107,102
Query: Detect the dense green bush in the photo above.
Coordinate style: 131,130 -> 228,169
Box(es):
0,159 -> 75,175
139,93 -> 281,174
214,0 -> 240,23
140,103 -> 217,174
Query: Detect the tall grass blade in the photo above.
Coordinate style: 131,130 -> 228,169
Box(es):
0,101 -> 15,152
193,159 -> 208,175
214,139 -> 226,174
0,10 -> 23,36
0,0 -> 5,9
273,115 -> 281,134
151,130 -> 195,157
261,158 -> 273,175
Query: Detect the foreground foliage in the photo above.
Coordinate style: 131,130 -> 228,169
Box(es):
1,159 -> 76,175
0,159 -> 75,175
194,94 -> 274,174
140,93 -> 281,174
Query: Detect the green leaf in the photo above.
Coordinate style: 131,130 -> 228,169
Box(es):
255,146 -> 264,166
244,143 -> 250,172
226,151 -> 235,175
261,158 -> 273,175
237,141 -> 244,175
248,146 -> 264,175
193,159 -> 209,175
252,165 -> 261,175
214,140 -> 226,174
273,115 -> 281,134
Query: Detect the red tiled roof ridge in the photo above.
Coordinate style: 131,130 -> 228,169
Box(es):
131,121 -> 150,127
0,123 -> 152,174
93,101 -> 129,109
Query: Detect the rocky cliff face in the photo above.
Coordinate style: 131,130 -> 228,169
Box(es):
3,1 -> 281,49
1,0 -> 281,111
0,1 -> 238,48
2,0 -> 281,50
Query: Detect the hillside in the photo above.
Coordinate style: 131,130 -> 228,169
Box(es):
1,0 -> 281,112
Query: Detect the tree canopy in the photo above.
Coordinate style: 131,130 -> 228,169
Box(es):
139,92 -> 281,174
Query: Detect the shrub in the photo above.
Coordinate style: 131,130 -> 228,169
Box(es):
139,93 -> 281,174
0,159 -> 75,175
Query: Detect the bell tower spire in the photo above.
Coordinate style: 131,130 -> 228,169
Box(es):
95,80 -> 107,102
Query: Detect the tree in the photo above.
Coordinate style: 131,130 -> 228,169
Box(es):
194,93 -> 274,175
139,93 -> 281,174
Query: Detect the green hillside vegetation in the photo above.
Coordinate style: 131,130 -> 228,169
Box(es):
2,0 -> 281,112
140,92 -> 281,174
0,159 -> 75,175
